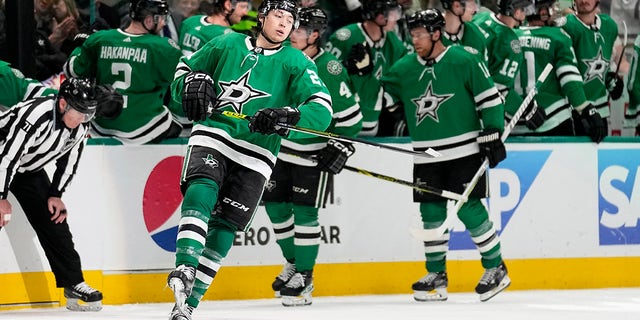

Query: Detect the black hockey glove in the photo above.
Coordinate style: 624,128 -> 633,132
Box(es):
605,72 -> 624,100
316,139 -> 355,174
522,99 -> 546,130
248,107 -> 301,136
477,128 -> 506,168
579,104 -> 606,143
182,71 -> 216,121
94,84 -> 124,120
343,42 -> 373,76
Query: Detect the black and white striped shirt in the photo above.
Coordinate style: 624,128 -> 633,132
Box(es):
0,97 -> 89,199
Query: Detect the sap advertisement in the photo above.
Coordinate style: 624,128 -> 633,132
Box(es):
1,141 -> 639,274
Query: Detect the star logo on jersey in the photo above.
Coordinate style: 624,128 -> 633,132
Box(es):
412,82 -> 453,125
217,70 -> 270,113
582,47 -> 609,83
202,154 -> 219,168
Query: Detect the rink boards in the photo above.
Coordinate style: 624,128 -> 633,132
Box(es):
1,137 -> 639,309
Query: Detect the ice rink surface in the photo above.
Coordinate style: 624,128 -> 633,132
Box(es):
2,288 -> 640,320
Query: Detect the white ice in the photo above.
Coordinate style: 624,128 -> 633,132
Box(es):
2,288 -> 640,320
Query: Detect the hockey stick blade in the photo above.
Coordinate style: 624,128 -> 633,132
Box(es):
410,63 -> 554,241
215,109 -> 442,158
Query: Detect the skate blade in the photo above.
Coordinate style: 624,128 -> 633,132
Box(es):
479,275 -> 511,302
413,287 -> 448,302
168,278 -> 188,309
66,299 -> 103,312
281,293 -> 312,307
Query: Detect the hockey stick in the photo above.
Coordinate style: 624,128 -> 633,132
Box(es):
615,21 -> 628,76
280,151 -> 466,201
215,109 -> 442,158
410,63 -> 554,241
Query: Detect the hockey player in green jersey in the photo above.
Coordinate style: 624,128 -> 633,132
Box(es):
626,35 -> 640,135
262,7 -> 362,307
475,0 -> 546,131
381,9 -> 510,303
561,0 -> 621,134
179,0 -> 251,57
172,0 -> 251,135
513,0 -> 605,141
63,0 -> 183,145
0,60 -> 57,110
166,0 -> 333,318
440,0 -> 488,60
325,0 -> 407,136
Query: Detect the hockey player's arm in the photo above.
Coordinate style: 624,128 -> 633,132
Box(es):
287,63 -> 333,140
63,34 -> 98,79
471,59 -> 504,133
325,69 -> 362,137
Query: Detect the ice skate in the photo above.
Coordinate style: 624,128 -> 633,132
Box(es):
64,282 -> 103,311
280,270 -> 313,307
169,303 -> 193,320
272,261 -> 296,298
411,272 -> 448,302
167,264 -> 196,311
475,262 -> 510,302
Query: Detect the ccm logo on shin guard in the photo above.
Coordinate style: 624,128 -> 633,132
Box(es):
223,197 -> 250,212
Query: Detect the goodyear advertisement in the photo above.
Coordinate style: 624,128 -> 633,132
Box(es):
0,139 -> 639,307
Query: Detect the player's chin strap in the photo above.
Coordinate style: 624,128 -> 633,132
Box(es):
409,63 -> 554,242
213,109 -> 442,158
281,150 -> 466,201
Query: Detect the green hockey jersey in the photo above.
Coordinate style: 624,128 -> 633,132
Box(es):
442,21 -> 489,61
280,48 -> 363,166
179,15 -> 235,57
475,13 -> 525,117
0,60 -> 57,110
626,36 -> 640,126
325,23 -> 407,135
64,28 -> 183,144
561,14 -> 618,118
513,26 -> 588,133
171,32 -> 333,179
381,46 -> 504,164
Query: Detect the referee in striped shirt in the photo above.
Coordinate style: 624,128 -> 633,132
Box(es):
0,77 -> 104,311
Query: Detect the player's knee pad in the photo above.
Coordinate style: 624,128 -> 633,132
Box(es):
456,198 -> 490,230
292,204 -> 319,226
182,178 -> 220,215
265,202 -> 294,223
419,201 -> 448,228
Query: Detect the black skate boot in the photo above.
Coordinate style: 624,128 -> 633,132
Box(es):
167,264 -> 196,312
411,272 -> 448,301
169,303 -> 193,320
272,261 -> 296,297
475,262 -> 511,302
64,282 -> 103,311
280,270 -> 314,307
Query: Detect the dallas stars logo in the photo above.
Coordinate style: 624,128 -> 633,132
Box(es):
202,154 -> 219,168
412,82 -> 453,125
581,47 -> 609,83
217,70 -> 270,113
